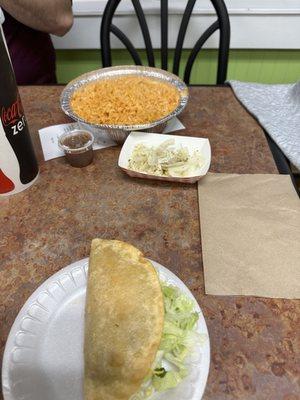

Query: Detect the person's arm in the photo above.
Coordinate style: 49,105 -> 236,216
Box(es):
0,0 -> 73,36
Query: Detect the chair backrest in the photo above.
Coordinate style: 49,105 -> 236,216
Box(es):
100,0 -> 230,84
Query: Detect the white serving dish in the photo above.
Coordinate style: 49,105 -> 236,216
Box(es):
118,132 -> 211,183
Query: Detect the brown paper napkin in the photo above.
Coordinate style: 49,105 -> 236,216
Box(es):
198,173 -> 300,299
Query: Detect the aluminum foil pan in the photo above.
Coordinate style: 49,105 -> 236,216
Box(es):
60,65 -> 189,144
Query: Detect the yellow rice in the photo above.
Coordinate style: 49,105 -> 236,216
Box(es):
70,75 -> 180,125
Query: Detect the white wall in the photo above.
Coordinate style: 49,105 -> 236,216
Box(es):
52,0 -> 300,49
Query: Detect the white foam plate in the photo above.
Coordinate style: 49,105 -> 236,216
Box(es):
118,132 -> 211,183
2,259 -> 210,400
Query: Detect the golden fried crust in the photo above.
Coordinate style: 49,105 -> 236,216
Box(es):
84,239 -> 164,400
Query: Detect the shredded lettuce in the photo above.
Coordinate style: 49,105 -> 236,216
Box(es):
128,139 -> 203,177
130,283 -> 201,400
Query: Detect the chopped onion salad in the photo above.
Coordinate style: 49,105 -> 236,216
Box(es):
128,139 -> 203,177
131,283 -> 204,399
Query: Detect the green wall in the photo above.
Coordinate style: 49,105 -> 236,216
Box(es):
56,49 -> 300,84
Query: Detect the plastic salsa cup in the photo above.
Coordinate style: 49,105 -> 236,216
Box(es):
58,129 -> 94,167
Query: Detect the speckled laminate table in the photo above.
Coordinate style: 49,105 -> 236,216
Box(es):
1,86 -> 299,400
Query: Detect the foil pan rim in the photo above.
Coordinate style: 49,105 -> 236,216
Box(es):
60,65 -> 189,131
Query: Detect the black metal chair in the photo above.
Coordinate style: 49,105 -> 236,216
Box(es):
100,1 -> 299,196
100,0 -> 230,84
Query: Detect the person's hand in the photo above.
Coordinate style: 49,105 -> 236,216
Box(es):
0,0 -> 73,36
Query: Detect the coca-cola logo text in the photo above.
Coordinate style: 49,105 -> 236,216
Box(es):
1,96 -> 24,127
